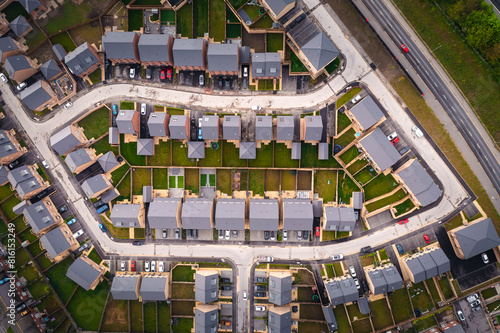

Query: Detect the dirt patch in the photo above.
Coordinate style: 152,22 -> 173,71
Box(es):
101,297 -> 129,331
242,29 -> 265,53
297,170 -> 312,190
29,41 -> 56,65
69,21 -> 103,47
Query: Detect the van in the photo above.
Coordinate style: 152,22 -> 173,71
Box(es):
412,126 -> 424,138
252,106 -> 262,111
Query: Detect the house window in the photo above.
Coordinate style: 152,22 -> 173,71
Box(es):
210,313 -> 216,321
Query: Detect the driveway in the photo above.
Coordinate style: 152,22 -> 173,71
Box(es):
454,298 -> 491,333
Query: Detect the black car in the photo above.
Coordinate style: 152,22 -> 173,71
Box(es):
132,241 -> 143,246
225,78 -> 230,90
218,77 -> 223,88
254,292 -> 266,298
8,160 -> 19,170
93,200 -> 104,208
254,285 -> 266,291
255,277 -> 267,283
34,189 -> 49,200
361,280 -> 368,292
361,246 -> 372,253
303,230 -> 309,240
16,303 -> 27,312
221,285 -> 232,291
220,278 -> 231,284
264,231 -> 269,240
58,205 -> 68,213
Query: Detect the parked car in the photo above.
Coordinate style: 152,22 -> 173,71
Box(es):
8,160 -> 18,169
64,101 -> 73,109
0,277 -> 8,285
16,82 -> 27,91
0,73 -> 7,82
457,310 -> 465,321
361,246 -> 372,253
303,230 -> 309,240
160,68 -> 166,80
146,67 -> 152,79
132,241 -> 143,246
401,44 -> 409,53
243,291 -> 248,300
218,77 -> 223,88
315,227 -> 320,237
99,223 -> 107,233
254,285 -> 266,291
243,66 -> 248,77
20,309 -> 29,317
220,278 -> 230,284
225,230 -> 230,240
78,243 -> 89,252
270,231 -> 275,240
396,244 -> 404,255
112,104 -> 118,115
16,303 -> 27,312
353,278 -> 360,289
283,230 -> 288,241
129,67 -> 135,78
331,254 -> 343,260
466,293 -> 479,303
349,266 -> 356,277
264,231 -> 269,240
252,105 -> 262,111
255,305 -> 266,312
399,218 -> 408,225
472,306 -> 482,312
222,285 -> 232,291
157,261 -> 164,272
175,228 -> 180,239
160,229 -> 167,238
482,253 -> 489,264
199,74 -> 204,86
412,126 -> 424,138
221,320 -> 231,326
193,229 -> 198,239
187,229 -> 193,238
198,128 -> 202,140
254,292 -> 266,298
391,137 -> 400,145
66,218 -> 77,226
144,261 -> 150,272
423,234 -> 430,243
73,229 -> 84,238
255,277 -> 267,283
166,67 -> 172,79
399,146 -> 409,155
387,131 -> 398,140
232,230 -> 238,238
219,229 -> 224,239
120,261 -> 126,271
225,78 -> 230,90
151,261 -> 156,272
93,200 -> 104,208
96,204 -> 109,214
41,160 -> 49,169
141,103 -> 146,115
297,230 -> 302,240
351,94 -> 361,104
470,300 -> 480,307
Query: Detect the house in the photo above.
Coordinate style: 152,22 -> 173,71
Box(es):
302,116 -> 323,141
23,197 -> 62,235
394,159 -> 442,207
352,192 -> 363,210
207,43 -> 239,75
215,198 -> 245,231
194,304 -> 218,333
401,247 -> 450,283
147,112 -> 169,137
172,39 -> 207,70
137,138 -> 154,155
0,37 -> 23,63
282,199 -> 313,231
140,274 -> 169,301
240,46 -> 250,64
262,0 -> 295,20
359,128 -> 401,172
252,53 -> 281,79
325,276 -> 359,306
448,218 -> 500,260
98,151 -> 119,173
64,148 -> 97,174
40,59 -> 61,80
300,31 -> 339,73
365,264 -> 403,295
269,271 -> 292,306
147,197 -> 181,229
50,124 -> 87,155
276,116 -> 294,141
111,274 -> 141,300
66,256 -> 106,291
291,142 -> 301,160
81,174 -> 112,199
181,198 -> 213,230
39,224 -> 78,262
323,206 -> 356,232
101,188 -> 120,203
138,34 -> 173,66
0,129 -> 25,164
18,0 -> 48,19
7,164 -> 48,200
64,42 -> 103,78
109,127 -> 119,145
188,141 -> 205,159
318,142 -> 329,160
322,306 -> 338,333
201,115 -> 219,140
440,320 -> 465,333
116,109 -> 140,135
268,306 -> 292,333
195,270 -> 219,304
223,115 -> 240,140
168,115 -> 189,140
0,13 -> 10,36
9,15 -> 31,38
102,31 -> 140,64
4,54 -> 38,83
19,80 -> 58,112
143,186 -> 151,203
255,116 -> 272,141
239,142 -> 256,159
249,199 -> 279,231
52,44 -> 66,61
110,203 -> 146,228
0,166 -> 9,185
347,96 -> 385,132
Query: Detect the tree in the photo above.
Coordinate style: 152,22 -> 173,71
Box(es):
463,7 -> 500,52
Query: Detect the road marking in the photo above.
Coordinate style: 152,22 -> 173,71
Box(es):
425,70 -> 429,75
416,58 -> 420,64
451,107 -> 456,111
460,119 -> 464,124
443,95 -> 447,100
433,82 -> 438,87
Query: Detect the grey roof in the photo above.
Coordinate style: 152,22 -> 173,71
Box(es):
338,207 -> 356,232
188,141 -> 205,159
442,322 -> 466,333
50,125 -> 84,155
239,46 -> 250,64
98,151 -> 118,172
282,199 -> 313,231
418,253 -> 438,280
23,200 -> 58,234
304,116 -> 323,141
7,165 -> 33,188
140,276 -> 168,301
147,112 -> 168,137
239,142 -> 256,159
367,270 -> 387,295
397,159 -> 441,206
312,200 -> 322,217
10,15 -> 30,37
405,256 -> 426,283
352,192 -> 363,210
40,227 -> 71,259
4,54 -> 34,78
195,305 -> 218,333
40,59 -> 61,80
0,166 -> 8,185
65,148 -> 93,173
52,44 -> 66,61
252,52 -> 281,78
276,116 -> 293,141
381,266 -> 403,292
137,138 -> 154,155
215,199 -> 245,230
66,257 -> 102,291
181,198 -> 213,230
223,116 -> 240,140
169,115 -> 188,139
268,307 -> 292,333
359,128 -> 400,171
0,37 -> 19,60
429,248 -> 450,275
269,272 -> 292,305
19,80 -> 53,111
102,32 -> 139,61
291,142 -> 301,160
338,277 -> 359,303
207,43 -> 238,72
64,42 -> 100,76
265,0 -> 294,17
201,115 -> 219,140
101,188 -> 120,203
110,203 -> 143,228
18,0 -> 41,13
81,174 -> 109,198
255,116 -> 272,141
453,218 -> 500,259
0,130 -> 19,159
349,96 -> 384,130
358,297 -> 371,314
116,110 -> 137,134
172,39 -> 205,67
143,186 -> 152,203
195,271 -> 219,304
322,306 -> 338,332
250,199 -> 279,230
301,32 -> 339,72
111,275 -> 140,300
325,279 -> 343,306
148,198 -> 181,229
109,127 -> 118,144
325,277 -> 359,306
12,199 -> 28,215
138,34 -> 170,62
318,142 -> 328,160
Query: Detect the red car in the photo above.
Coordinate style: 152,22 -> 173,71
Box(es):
315,227 -> 320,237
160,68 -> 165,80
423,234 -> 430,243
401,44 -> 409,53
166,67 -> 172,79
399,218 -> 408,225
391,137 -> 400,145
130,260 -> 136,272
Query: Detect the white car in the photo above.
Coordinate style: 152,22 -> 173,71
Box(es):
349,266 -> 356,278
16,82 -> 27,91
467,293 -> 479,303
243,291 -> 248,300
457,310 -> 465,321
225,230 -> 230,240
283,230 -> 287,241
353,278 -> 360,289
151,261 -> 156,272
41,160 -> 49,169
144,261 -> 150,272
129,68 -> 135,78
73,229 -> 84,238
243,66 -> 248,77
331,254 -> 344,260
387,131 -> 397,140
412,125 -> 424,138
64,101 -> 73,109
120,261 -> 126,271
255,305 -> 266,311
0,73 -> 7,82
141,103 -> 146,115
351,94 -> 361,104
158,261 -> 164,272
482,253 -> 489,264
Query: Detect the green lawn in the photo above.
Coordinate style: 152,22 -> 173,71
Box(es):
185,169 -> 199,194
267,33 -> 283,52
153,168 -> 169,189
100,298 -> 129,332
481,287 -> 498,300
369,298 -> 394,330
0,221 -> 8,238
290,51 -> 308,73
87,249 -> 102,264
3,1 -> 29,21
6,215 -> 23,233
36,254 -> 54,270
172,141 -> 196,166
132,168 -> 151,195
346,303 -> 369,321
353,165 -> 378,185
335,128 -> 356,148
437,277 -> 454,300
25,28 -> 46,50
297,322 -> 330,333
325,57 -> 341,74
409,282 -> 434,312
413,315 -> 437,332
216,169 -> 232,195
226,23 -> 241,38
36,293 -> 61,315
172,265 -> 195,282
27,279 -> 51,300
45,257 -> 77,304
88,68 -> 102,83
338,171 -> 360,204
171,283 -> 195,299
394,198 -> 415,216
42,0 -> 104,34
301,143 -> 341,168
365,189 -> 407,212
120,136 -> 146,166
324,264 -> 335,278
487,299 -> 500,312
198,143 -> 221,167
226,4 -> 239,21
337,112 -> 352,133
144,302 -> 157,333
351,318 -> 373,333
115,171 -> 131,203
130,300 -> 143,332
158,302 -> 171,333
281,170 -> 296,191
27,240 -> 44,257
265,170 -> 279,192
172,317 -> 193,333
299,304 -> 324,320
209,0 -> 225,41
426,279 -> 441,305
90,135 -> 119,156
161,9 -> 176,23
389,287 -> 414,323
19,228 -> 37,243
1,195 -> 21,221
147,140 -> 171,166
172,301 -> 195,316
251,14 -> 273,29
346,157 -> 368,175
337,87 -> 363,108
339,145 -> 360,164
111,164 -> 130,185
18,264 -> 39,283
177,3 -> 193,37
128,9 -> 143,31
239,169 -> 248,191
314,170 -> 337,203
100,215 -> 129,239
0,184 -> 14,201
193,0 -> 208,38
274,143 -> 299,168
78,107 -> 109,140
333,305 -> 351,333
249,169 -> 265,196
223,141 -> 247,167
363,173 -> 398,200
242,4 -> 262,21
249,144 -> 273,167
50,32 -> 76,52
120,101 -> 134,109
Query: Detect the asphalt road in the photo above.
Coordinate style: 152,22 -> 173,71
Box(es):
360,0 -> 500,197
